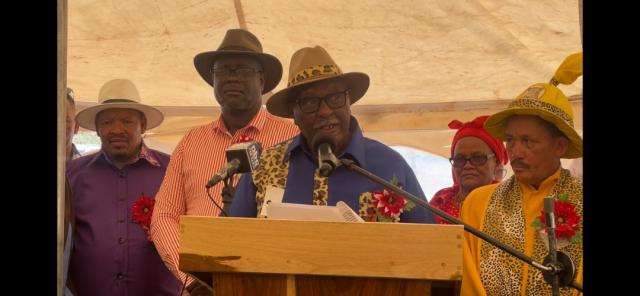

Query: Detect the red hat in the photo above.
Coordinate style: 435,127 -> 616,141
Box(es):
449,115 -> 508,165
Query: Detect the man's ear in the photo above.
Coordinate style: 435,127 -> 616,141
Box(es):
140,115 -> 148,135
292,106 -> 302,127
555,137 -> 570,158
259,71 -> 266,92
94,117 -> 101,137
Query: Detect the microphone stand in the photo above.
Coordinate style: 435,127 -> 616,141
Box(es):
544,198 -> 560,296
338,158 -> 583,293
204,172 -> 235,217
195,173 -> 238,295
220,173 -> 236,216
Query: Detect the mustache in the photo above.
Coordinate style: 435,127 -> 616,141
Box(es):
510,159 -> 529,168
313,118 -> 340,129
108,136 -> 129,142
221,83 -> 244,91
460,172 -> 479,176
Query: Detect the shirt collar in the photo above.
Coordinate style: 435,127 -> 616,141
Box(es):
285,116 -> 367,167
138,143 -> 161,167
519,167 -> 562,192
212,107 -> 268,135
88,141 -> 161,168
71,143 -> 81,159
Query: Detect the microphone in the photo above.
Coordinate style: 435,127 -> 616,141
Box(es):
316,140 -> 340,177
205,159 -> 241,188
543,197 -> 560,295
205,141 -> 262,188
544,198 -> 558,251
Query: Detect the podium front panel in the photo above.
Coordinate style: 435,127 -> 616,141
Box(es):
179,217 -> 463,281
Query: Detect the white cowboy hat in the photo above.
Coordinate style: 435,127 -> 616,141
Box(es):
75,79 -> 164,131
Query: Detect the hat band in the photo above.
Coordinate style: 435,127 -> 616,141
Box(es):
218,45 -> 259,52
287,64 -> 342,87
508,99 -> 574,127
102,99 -> 138,104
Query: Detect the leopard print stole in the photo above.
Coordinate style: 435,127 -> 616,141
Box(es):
252,139 -> 330,217
480,169 -> 583,295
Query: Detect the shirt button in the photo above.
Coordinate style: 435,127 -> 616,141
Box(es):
118,219 -> 124,223
117,273 -> 124,279
119,195 -> 125,201
118,237 -> 125,244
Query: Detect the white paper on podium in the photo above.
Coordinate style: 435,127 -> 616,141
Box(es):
265,201 -> 364,222
259,186 -> 286,218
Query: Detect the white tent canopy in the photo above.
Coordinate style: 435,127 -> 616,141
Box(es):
68,0 -> 583,157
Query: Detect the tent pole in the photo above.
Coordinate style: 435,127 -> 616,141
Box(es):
57,0 -> 68,295
579,0 -> 583,46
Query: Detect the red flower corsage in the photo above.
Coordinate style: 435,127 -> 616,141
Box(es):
369,176 -> 415,222
532,194 -> 582,244
132,193 -> 155,241
234,135 -> 253,144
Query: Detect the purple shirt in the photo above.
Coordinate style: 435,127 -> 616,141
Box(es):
67,145 -> 181,296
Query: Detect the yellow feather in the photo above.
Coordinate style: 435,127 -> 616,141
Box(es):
552,52 -> 583,85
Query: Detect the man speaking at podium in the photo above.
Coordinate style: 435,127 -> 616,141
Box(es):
230,46 -> 434,224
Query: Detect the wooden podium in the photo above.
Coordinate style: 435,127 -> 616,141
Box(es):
179,217 -> 463,296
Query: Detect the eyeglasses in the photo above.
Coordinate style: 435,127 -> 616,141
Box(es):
296,90 -> 349,113
211,67 -> 262,79
449,153 -> 495,168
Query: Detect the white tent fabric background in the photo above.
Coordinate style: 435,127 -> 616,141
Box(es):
59,2 -> 584,291
67,0 -> 583,191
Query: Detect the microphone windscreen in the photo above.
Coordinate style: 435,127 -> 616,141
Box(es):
225,141 -> 262,173
312,136 -> 336,154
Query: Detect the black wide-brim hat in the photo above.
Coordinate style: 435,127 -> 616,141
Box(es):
194,29 -> 283,94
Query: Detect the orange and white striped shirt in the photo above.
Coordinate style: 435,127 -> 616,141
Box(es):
150,107 -> 299,283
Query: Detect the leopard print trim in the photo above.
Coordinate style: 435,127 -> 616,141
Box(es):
358,192 -> 377,222
509,98 -> 574,127
312,170 -> 329,205
253,140 -> 293,217
525,170 -> 582,295
480,169 -> 582,295
288,64 -> 342,87
252,139 -> 330,216
479,176 -> 525,296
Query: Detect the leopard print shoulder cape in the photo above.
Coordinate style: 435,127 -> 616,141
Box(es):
479,168 -> 582,295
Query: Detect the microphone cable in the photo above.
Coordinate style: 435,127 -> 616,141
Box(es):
206,185 -> 228,217
180,273 -> 190,295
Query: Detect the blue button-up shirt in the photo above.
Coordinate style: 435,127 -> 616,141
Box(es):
67,145 -> 182,296
231,118 -> 435,224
